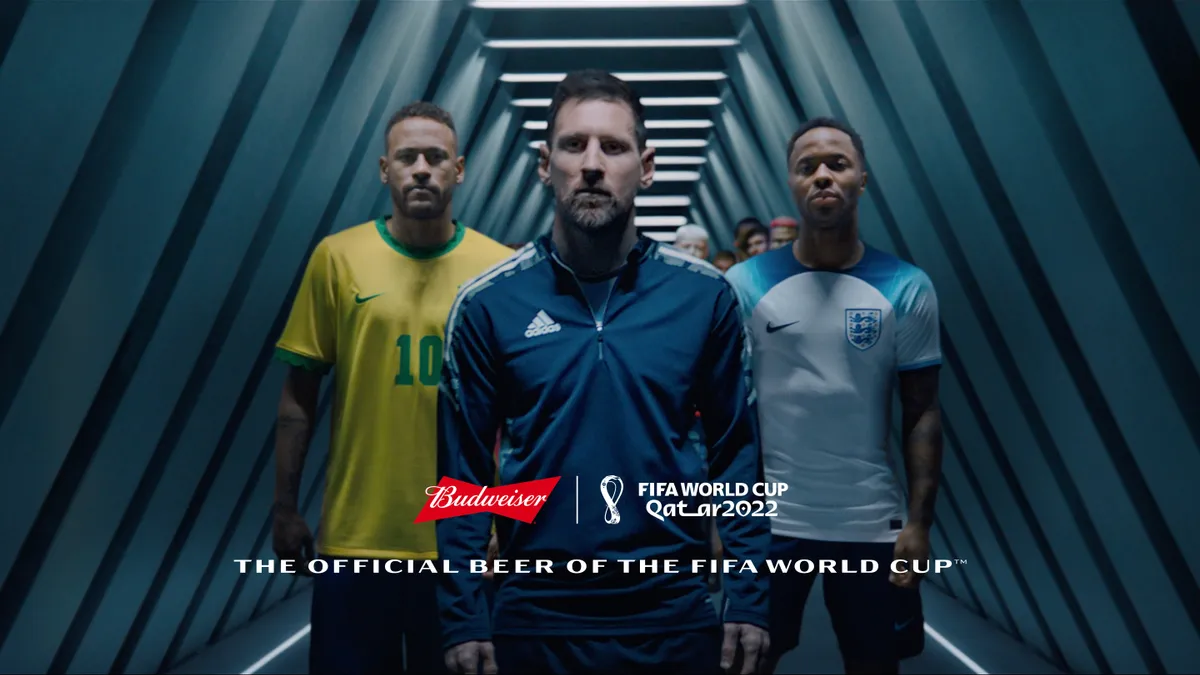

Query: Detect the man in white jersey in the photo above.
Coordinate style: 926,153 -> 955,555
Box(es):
725,117 -> 944,675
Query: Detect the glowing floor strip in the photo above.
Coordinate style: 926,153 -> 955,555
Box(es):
924,622 -> 988,674
242,619 -> 989,674
241,623 -> 310,675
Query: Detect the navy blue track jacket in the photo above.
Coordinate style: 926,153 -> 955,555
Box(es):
435,234 -> 769,647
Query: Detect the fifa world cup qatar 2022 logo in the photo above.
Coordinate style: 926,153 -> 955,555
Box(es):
600,475 -> 623,524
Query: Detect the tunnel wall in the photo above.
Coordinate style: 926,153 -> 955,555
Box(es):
735,2 -> 1199,674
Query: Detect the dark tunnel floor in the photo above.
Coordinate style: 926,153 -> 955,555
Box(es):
172,581 -> 1062,675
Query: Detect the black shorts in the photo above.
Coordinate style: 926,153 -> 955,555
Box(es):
309,557 -> 443,674
768,535 -> 924,662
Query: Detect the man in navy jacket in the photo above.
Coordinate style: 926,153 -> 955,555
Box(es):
437,69 -> 771,674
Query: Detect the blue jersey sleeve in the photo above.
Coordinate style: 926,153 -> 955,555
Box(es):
698,282 -> 770,629
436,289 -> 500,648
895,269 -> 942,371
722,261 -> 758,324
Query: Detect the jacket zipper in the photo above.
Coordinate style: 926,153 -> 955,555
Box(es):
572,275 -> 616,361
556,254 -> 616,361
594,282 -> 615,361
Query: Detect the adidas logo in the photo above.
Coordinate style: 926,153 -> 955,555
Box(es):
524,310 -> 562,339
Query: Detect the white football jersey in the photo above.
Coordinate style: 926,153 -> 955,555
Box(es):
726,243 -> 941,543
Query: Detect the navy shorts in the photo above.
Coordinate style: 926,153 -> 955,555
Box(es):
768,535 -> 924,663
309,556 -> 444,674
494,627 -> 724,674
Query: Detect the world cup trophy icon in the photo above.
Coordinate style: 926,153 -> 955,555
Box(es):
600,475 -> 624,525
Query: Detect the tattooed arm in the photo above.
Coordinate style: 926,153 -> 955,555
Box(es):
889,265 -> 944,587
899,366 -> 943,529
271,238 -> 337,573
891,365 -> 943,588
272,366 -> 324,573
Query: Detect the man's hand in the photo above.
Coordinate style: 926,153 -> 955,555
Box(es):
272,508 -> 315,576
720,622 -> 769,674
483,532 -> 499,581
890,523 -> 931,588
445,640 -> 498,675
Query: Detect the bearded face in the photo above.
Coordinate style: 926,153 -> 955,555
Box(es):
540,98 -> 653,236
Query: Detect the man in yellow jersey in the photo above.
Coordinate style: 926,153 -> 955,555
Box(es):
271,100 -> 513,674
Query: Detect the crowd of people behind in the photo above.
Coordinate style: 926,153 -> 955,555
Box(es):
664,216 -> 799,274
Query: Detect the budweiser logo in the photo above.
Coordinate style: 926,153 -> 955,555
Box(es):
413,476 -> 560,523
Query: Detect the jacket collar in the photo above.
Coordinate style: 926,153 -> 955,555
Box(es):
536,232 -> 655,292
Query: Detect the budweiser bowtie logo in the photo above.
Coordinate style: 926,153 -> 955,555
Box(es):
413,476 -> 560,524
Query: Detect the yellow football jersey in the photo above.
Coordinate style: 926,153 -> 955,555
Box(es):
275,217 -> 513,559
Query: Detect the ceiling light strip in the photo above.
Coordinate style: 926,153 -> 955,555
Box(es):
643,96 -> 720,106
648,139 -> 708,148
653,171 -> 701,181
474,0 -> 745,8
501,72 -> 727,83
523,120 -> 712,130
636,196 -> 691,207
485,38 -> 738,49
526,140 -> 707,149
513,96 -> 719,107
646,119 -> 713,129
635,215 -> 688,227
653,156 -> 707,165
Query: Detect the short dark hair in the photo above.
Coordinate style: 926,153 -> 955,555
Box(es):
547,69 -> 647,149
713,250 -> 737,263
735,222 -> 769,254
786,116 -> 866,167
736,217 -> 763,229
383,101 -> 457,149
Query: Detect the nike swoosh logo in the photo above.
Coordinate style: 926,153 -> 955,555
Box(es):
765,320 -> 799,334
355,293 -> 383,304
894,617 -> 916,631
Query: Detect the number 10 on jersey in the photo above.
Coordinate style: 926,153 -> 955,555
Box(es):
396,334 -> 443,386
